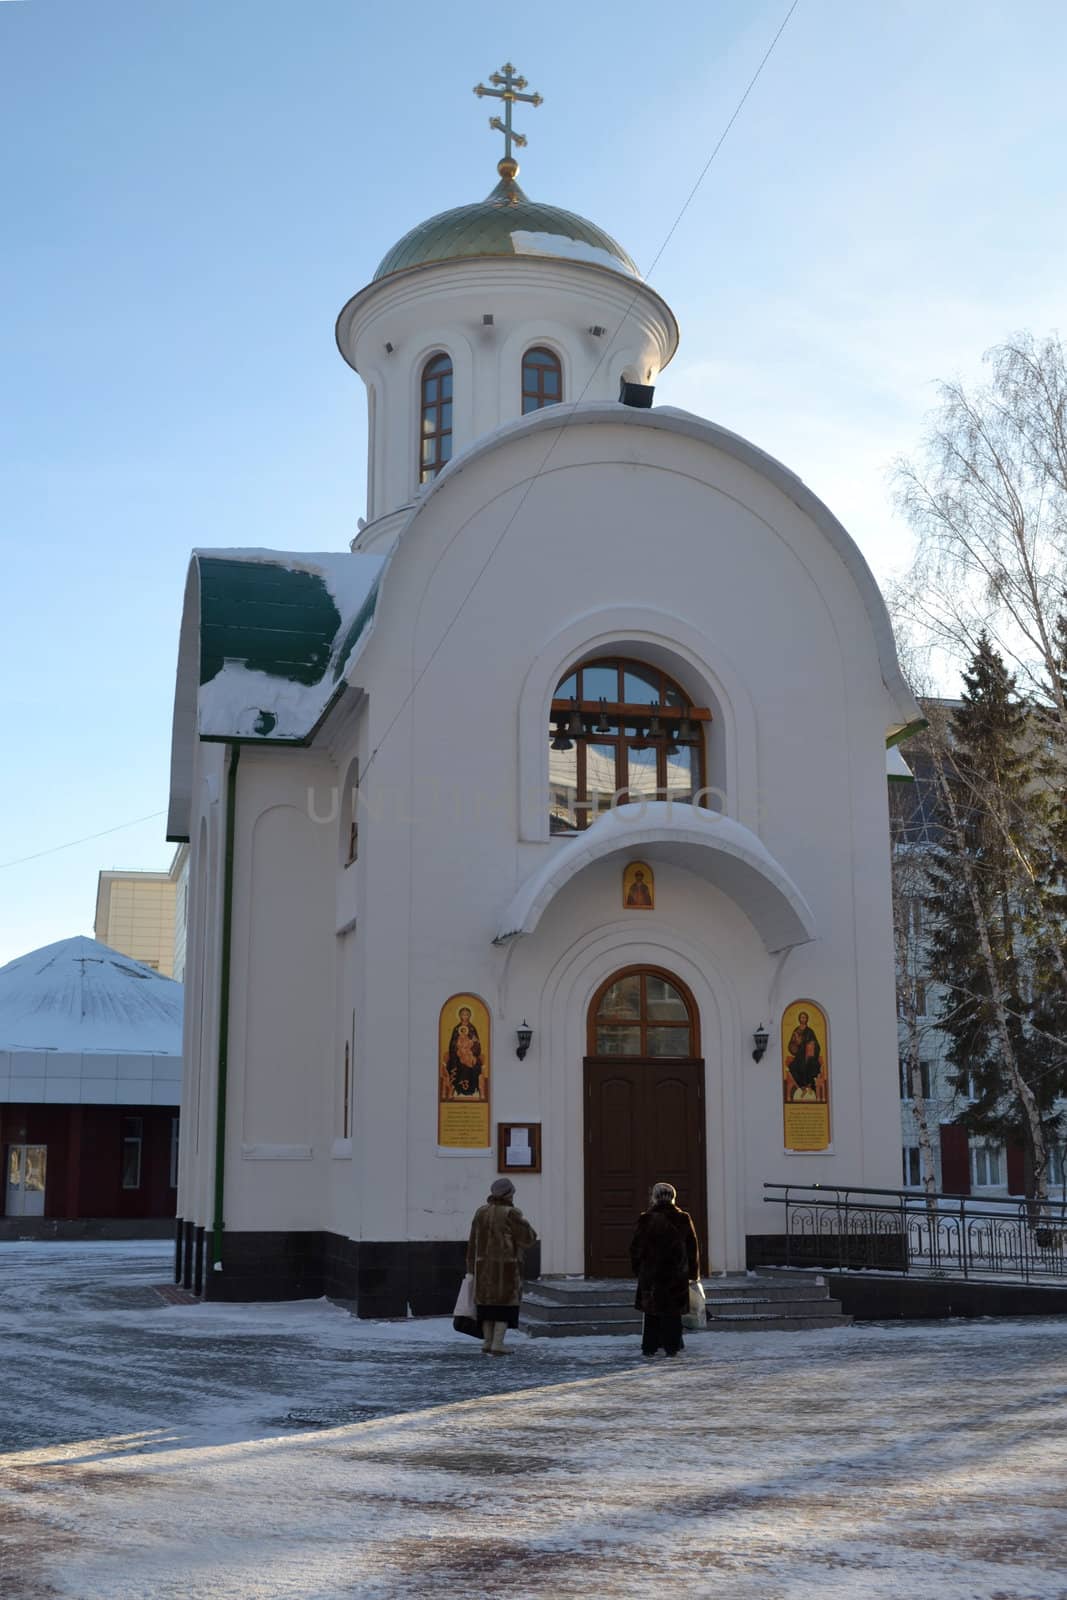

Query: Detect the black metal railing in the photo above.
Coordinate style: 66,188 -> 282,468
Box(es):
763,1182 -> 1067,1283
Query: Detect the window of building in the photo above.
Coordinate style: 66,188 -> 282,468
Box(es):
549,657 -> 709,833
418,354 -> 453,484
899,1059 -> 932,1100
122,1117 -> 143,1190
1049,1146 -> 1066,1188
970,1141 -> 1003,1188
902,1147 -> 922,1186
338,1007 -> 355,1141
342,759 -> 360,867
588,967 -> 698,1058
169,1116 -> 179,1189
522,346 -> 562,413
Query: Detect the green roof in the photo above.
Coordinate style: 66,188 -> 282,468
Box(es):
190,551 -> 386,742
199,559 -> 340,690
374,173 -> 640,282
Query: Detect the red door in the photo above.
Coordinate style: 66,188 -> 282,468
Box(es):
583,966 -> 707,1277
584,1056 -> 707,1276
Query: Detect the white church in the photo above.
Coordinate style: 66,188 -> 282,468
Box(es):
168,67 -> 920,1309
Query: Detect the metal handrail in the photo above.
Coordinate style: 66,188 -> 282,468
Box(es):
762,1180 -> 1067,1283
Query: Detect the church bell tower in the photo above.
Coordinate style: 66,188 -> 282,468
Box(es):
335,64 -> 679,540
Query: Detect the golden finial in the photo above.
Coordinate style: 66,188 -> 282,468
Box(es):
473,62 -> 543,175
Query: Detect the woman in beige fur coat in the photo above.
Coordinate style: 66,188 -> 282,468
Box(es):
466,1177 -> 538,1355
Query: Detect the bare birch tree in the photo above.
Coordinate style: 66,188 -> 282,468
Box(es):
890,796 -> 939,1199
893,332 -> 1067,737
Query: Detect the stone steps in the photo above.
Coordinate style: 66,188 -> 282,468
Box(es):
705,1271 -> 850,1332
521,1298 -> 639,1323
705,1281 -> 835,1304
520,1273 -> 851,1338
705,1312 -> 850,1333
525,1316 -> 646,1338
521,1280 -> 642,1338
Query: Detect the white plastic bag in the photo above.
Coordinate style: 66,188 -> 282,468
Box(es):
682,1279 -> 707,1331
453,1272 -> 481,1338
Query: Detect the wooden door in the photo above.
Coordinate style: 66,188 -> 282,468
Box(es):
584,1059 -> 706,1276
584,965 -> 707,1277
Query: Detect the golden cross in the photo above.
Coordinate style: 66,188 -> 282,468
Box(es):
473,62 -> 542,164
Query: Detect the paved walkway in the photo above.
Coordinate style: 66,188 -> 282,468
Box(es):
2,1242 -> 1066,1599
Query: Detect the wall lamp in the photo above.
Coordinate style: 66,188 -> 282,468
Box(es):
751,1025 -> 769,1064
516,1020 -> 533,1061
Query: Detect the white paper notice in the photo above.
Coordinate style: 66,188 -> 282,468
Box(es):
506,1127 -> 532,1167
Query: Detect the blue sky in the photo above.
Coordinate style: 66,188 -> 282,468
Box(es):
2,0 -> 1065,967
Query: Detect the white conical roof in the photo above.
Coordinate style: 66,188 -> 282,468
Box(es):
0,936 -> 183,1055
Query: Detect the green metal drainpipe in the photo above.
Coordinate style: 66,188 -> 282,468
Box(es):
212,743 -> 240,1270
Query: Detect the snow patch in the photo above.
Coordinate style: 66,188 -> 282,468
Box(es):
509,229 -> 640,276
3,1243 -> 1067,1600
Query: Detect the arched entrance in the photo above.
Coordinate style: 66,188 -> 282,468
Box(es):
583,966 -> 707,1277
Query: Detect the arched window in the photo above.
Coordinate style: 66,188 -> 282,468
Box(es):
419,354 -> 453,484
522,346 -> 562,413
548,657 -> 709,833
339,757 -> 359,867
588,967 -> 698,1058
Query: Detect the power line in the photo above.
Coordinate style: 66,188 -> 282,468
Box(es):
363,1 -> 801,783
0,812 -> 167,871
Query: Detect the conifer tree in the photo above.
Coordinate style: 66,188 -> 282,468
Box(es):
924,637 -> 1057,1200
1025,610 -> 1067,1175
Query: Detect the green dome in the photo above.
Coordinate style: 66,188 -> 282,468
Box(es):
373,170 -> 640,282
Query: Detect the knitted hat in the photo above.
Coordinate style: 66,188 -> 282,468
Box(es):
490,1177 -> 516,1199
651,1181 -> 677,1203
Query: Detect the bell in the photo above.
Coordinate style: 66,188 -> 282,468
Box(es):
551,728 -> 573,752
678,715 -> 694,741
649,702 -> 662,739
593,698 -> 613,736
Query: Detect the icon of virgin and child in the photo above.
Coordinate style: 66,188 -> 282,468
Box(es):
441,1004 -> 487,1100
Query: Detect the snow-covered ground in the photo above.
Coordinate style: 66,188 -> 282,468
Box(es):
2,1243 -> 1066,1599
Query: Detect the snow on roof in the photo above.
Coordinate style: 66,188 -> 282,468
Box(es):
188,549 -> 385,742
168,548 -> 387,838
508,229 -> 636,273
887,745 -> 915,782
0,936 -> 183,1055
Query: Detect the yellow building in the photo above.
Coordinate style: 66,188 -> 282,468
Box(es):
94,846 -> 189,979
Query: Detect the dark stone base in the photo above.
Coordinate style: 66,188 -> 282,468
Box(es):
827,1271 -> 1067,1321
181,1218 -> 194,1290
193,1225 -> 205,1296
0,1217 -> 176,1242
747,1232 -> 908,1273
191,1230 -> 542,1317
201,1229 -> 327,1303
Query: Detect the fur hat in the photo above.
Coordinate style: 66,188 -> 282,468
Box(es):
651,1181 -> 677,1204
490,1177 -> 516,1200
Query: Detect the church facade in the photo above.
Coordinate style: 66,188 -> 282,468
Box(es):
168,73 -> 919,1309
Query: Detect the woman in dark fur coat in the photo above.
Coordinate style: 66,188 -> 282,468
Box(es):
629,1181 -> 700,1357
